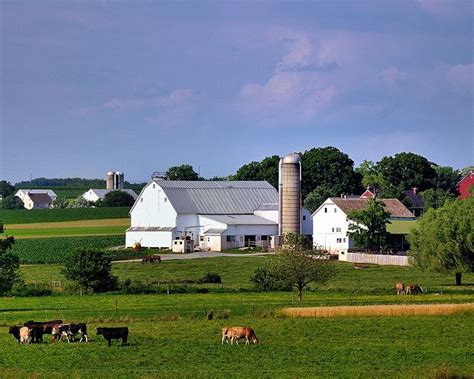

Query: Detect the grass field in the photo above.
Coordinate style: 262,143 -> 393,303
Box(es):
0,207 -> 130,224
2,258 -> 473,377
6,218 -> 130,239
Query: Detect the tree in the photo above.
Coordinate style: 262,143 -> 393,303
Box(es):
101,191 -> 135,207
460,166 -> 474,176
408,196 -> 473,285
347,198 -> 391,251
301,147 -> 362,198
2,195 -> 24,209
0,181 -> 15,198
63,250 -> 118,293
358,160 -> 386,191
420,188 -> 455,210
303,184 -> 332,213
166,164 -> 199,180
233,155 -> 280,188
432,165 -> 460,195
376,152 -> 437,194
0,222 -> 21,295
268,234 -> 336,301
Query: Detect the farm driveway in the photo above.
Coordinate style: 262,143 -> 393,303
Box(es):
113,251 -> 274,263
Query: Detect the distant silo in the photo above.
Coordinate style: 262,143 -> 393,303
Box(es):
106,171 -> 115,189
279,153 -> 302,236
114,171 -> 124,190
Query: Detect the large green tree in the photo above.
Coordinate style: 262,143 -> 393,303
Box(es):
166,164 -> 199,181
268,234 -> 336,301
347,198 -> 391,251
0,181 -> 15,198
420,188 -> 455,210
2,195 -> 24,209
301,147 -> 362,202
432,165 -> 460,195
101,191 -> 135,207
233,155 -> 280,188
409,196 -> 473,285
0,222 -> 21,295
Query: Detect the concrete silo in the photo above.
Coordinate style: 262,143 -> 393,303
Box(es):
106,171 -> 115,189
114,171 -> 124,189
279,153 -> 302,236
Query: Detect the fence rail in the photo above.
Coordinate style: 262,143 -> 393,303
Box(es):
346,252 -> 411,266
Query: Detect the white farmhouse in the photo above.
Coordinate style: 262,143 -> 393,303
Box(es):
81,189 -> 138,203
311,197 -> 415,260
15,189 -> 57,202
126,180 -> 312,251
21,193 -> 53,209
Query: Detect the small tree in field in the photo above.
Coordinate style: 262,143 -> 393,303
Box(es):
409,195 -> 473,285
0,222 -> 21,295
347,197 -> 391,251
63,250 -> 118,293
269,234 -> 336,302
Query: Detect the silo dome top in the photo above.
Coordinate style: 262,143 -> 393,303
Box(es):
107,171 -> 115,176
282,153 -> 301,164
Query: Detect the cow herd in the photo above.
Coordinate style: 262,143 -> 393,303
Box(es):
395,282 -> 423,295
8,320 -> 129,347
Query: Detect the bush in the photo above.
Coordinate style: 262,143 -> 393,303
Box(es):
63,250 -> 118,293
10,283 -> 52,297
0,236 -> 22,295
102,191 -> 135,207
199,272 -> 222,284
250,267 -> 292,291
2,196 -> 24,209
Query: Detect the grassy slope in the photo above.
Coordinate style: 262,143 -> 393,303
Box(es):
0,295 -> 472,378
0,207 -> 130,224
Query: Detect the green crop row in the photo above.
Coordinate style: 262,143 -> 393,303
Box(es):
0,207 -> 130,224
11,235 -> 125,264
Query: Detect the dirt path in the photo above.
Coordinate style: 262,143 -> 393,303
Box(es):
113,251 -> 274,263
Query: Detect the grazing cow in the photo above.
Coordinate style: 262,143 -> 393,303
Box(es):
8,326 -> 21,343
19,327 -> 32,345
221,327 -> 258,345
96,327 -> 129,347
52,323 -> 88,343
395,282 -> 405,295
406,283 -> 423,295
141,255 -> 161,264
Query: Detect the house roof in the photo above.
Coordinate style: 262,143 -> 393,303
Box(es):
86,189 -> 138,199
16,189 -> 57,197
154,180 -> 278,214
403,190 -> 424,208
330,197 -> 415,218
27,193 -> 52,204
202,214 -> 277,226
126,226 -> 175,232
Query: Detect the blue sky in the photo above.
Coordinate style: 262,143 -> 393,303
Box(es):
1,0 -> 472,184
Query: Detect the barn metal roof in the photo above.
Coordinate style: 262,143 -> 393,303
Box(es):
86,189 -> 138,199
202,214 -> 277,225
126,226 -> 175,232
154,180 -> 278,214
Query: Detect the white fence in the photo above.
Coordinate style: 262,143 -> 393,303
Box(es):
346,252 -> 411,266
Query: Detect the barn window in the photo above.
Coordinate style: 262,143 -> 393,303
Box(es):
336,238 -> 342,243
324,208 -> 327,213
152,184 -> 155,188
226,235 -> 235,242
140,198 -> 143,202
303,215 -> 306,220
343,238 -> 346,243
334,208 -> 337,213
164,197 -> 167,202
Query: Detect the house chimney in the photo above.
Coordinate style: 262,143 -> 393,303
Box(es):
412,187 -> 418,194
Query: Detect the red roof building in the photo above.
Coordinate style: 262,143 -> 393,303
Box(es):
458,171 -> 474,199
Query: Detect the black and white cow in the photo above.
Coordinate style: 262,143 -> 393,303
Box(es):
52,323 -> 88,343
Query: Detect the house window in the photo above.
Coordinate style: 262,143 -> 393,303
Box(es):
336,238 -> 342,243
343,238 -> 346,243
336,227 -> 342,233
332,228 -> 335,232
303,215 -> 306,220
334,208 -> 337,213
324,208 -> 327,213
164,197 -> 167,202
226,235 -> 235,242
140,198 -> 143,202
152,184 -> 155,188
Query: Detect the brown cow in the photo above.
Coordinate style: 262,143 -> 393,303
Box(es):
221,327 -> 258,345
395,282 -> 405,295
141,255 -> 161,264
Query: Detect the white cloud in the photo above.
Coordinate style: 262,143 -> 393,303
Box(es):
104,89 -> 195,111
379,67 -> 407,86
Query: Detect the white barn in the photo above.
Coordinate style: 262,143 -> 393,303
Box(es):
311,197 -> 415,260
15,189 -> 57,202
82,189 -> 138,203
126,180 -> 312,251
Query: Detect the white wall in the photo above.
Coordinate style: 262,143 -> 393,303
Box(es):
301,208 -> 313,236
126,231 -> 174,248
82,190 -> 100,202
130,182 -> 178,229
312,198 -> 351,254
254,209 -> 278,223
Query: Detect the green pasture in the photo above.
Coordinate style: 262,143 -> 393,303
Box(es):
0,294 -> 473,378
0,207 -> 130,224
20,257 -> 474,301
